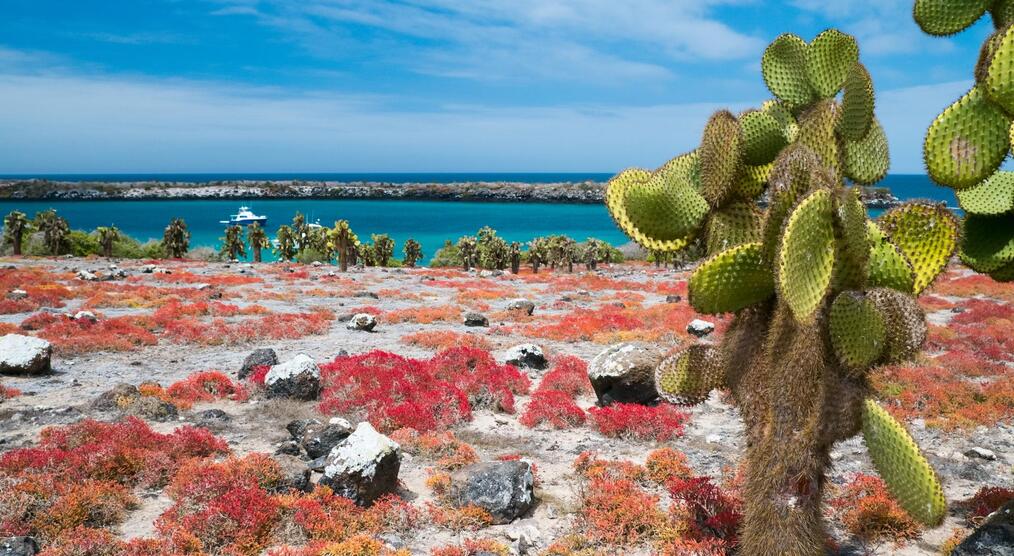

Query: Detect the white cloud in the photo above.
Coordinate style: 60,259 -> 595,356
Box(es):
789,0 -> 956,56
209,0 -> 765,83
0,66 -> 968,174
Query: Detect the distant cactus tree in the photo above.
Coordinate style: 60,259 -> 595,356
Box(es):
329,220 -> 356,271
96,226 -> 120,258
604,30 -> 956,554
457,236 -> 477,271
403,238 -> 423,267
371,234 -> 395,267
547,235 -> 577,272
583,238 -> 607,270
509,241 -> 522,274
220,225 -> 247,261
359,242 -> 377,267
528,237 -> 549,273
34,209 -> 69,256
246,222 -> 270,262
274,225 -> 298,262
162,218 -> 190,259
476,226 -> 509,270
914,1 -> 1014,282
3,210 -> 32,256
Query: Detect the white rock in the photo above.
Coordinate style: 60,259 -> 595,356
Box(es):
7,289 -> 28,300
72,311 -> 97,323
706,434 -> 723,444
265,354 -> 320,386
502,343 -> 547,369
76,270 -> 97,281
687,319 -> 716,338
964,447 -> 997,461
321,422 -> 401,505
0,334 -> 52,375
346,313 -> 377,332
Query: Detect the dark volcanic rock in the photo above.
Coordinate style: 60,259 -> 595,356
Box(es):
0,537 -> 38,556
503,344 -> 547,370
463,312 -> 489,327
127,397 -> 179,422
952,500 -> 1014,555
287,418 -> 323,439
505,299 -> 536,315
0,335 -> 52,376
91,383 -> 140,411
265,354 -> 321,401
450,461 -> 535,524
319,422 -> 401,506
239,348 -> 278,380
272,454 -> 312,493
301,418 -> 354,459
587,343 -> 665,405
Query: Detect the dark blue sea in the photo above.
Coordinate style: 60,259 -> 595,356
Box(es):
0,174 -> 955,262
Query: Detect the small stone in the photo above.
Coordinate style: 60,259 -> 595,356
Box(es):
347,313 -> 377,332
75,270 -> 98,281
0,536 -> 39,556
6,290 -> 28,301
275,440 -> 302,457
450,461 -> 535,524
506,299 -> 536,315
502,344 -> 547,370
264,354 -> 321,401
72,311 -> 97,323
320,422 -> 401,506
272,454 -> 312,493
127,397 -> 179,422
354,291 -> 379,299
287,418 -> 323,439
142,264 -> 156,273
301,419 -> 355,459
0,335 -> 52,376
965,447 -> 997,461
463,312 -> 489,327
197,409 -> 231,423
312,261 -> 323,267
705,434 -> 722,444
686,319 -> 716,338
665,295 -> 682,303
91,383 -> 140,411
238,348 -> 278,380
587,343 -> 664,405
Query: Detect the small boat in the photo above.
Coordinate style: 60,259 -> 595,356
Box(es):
220,206 -> 267,226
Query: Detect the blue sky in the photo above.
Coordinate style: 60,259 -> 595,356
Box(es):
0,0 -> 997,174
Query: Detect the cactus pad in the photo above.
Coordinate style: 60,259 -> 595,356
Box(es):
699,111 -> 744,208
844,118 -> 890,185
913,0 -> 990,36
868,235 -> 917,293
839,63 -> 875,142
835,187 -> 871,288
983,25 -> 1014,113
805,29 -> 859,99
956,171 -> 1014,215
706,201 -> 763,255
867,288 -> 927,364
689,242 -> 775,314
879,204 -> 959,294
762,34 -> 814,108
655,344 -> 725,405
994,0 -> 1014,28
624,168 -> 710,242
796,100 -> 842,178
763,145 -> 825,261
734,162 -> 773,199
777,189 -> 836,322
924,86 -> 1011,189
960,213 -> 1014,272
829,291 -> 886,372
862,399 -> 947,526
740,109 -> 789,166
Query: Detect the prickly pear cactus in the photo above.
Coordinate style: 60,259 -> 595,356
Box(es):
916,0 -> 1014,281
604,30 -> 956,555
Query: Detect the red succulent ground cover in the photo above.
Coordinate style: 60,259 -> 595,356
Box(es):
318,347 -> 530,433
130,370 -> 249,409
962,486 -> 1014,522
587,403 -> 689,442
829,474 -> 921,545
400,330 -> 493,352
523,302 -> 720,344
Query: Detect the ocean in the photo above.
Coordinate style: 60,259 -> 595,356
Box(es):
0,174 -> 956,262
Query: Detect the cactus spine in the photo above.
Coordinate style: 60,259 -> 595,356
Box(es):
604,29 -> 956,554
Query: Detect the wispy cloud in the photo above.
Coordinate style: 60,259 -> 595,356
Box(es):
209,0 -> 765,83
77,31 -> 197,46
789,0 -> 957,56
0,56 -> 966,174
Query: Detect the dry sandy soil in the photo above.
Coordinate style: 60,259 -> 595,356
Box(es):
0,257 -> 1010,555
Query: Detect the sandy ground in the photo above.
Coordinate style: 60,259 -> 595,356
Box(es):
0,257 -> 1010,555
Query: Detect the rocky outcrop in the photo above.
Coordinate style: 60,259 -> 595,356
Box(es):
239,348 -> 278,380
952,500 -> 1014,555
588,343 -> 665,405
264,354 -> 321,401
300,418 -> 354,459
0,335 -> 52,376
450,461 -> 535,524
502,344 -> 547,370
320,422 -> 401,506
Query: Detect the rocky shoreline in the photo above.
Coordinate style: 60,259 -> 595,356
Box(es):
0,178 -> 902,207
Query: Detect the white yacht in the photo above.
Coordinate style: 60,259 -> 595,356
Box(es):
220,206 -> 267,226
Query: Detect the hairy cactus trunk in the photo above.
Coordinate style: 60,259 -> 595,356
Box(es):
253,246 -> 262,263
12,235 -> 21,256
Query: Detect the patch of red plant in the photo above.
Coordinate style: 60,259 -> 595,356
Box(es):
587,403 -> 688,442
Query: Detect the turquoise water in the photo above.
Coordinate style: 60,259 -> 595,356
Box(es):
0,174 -> 956,262
0,198 -> 628,262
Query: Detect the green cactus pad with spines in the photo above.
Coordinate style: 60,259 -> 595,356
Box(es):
829,291 -> 886,372
924,86 -> 1011,189
844,118 -> 890,186
867,288 -> 928,364
839,63 -> 875,142
699,110 -> 744,208
796,100 -> 842,178
762,34 -> 815,108
624,167 -> 711,243
976,29 -> 1005,84
956,171 -> 1014,215
862,399 -> 946,526
879,204 -> 959,294
740,110 -> 789,166
913,0 -> 991,36
805,29 -> 859,99
655,344 -> 725,406
983,25 -> 1014,113
777,189 -> 836,322
761,99 -> 796,137
762,145 -> 825,262
960,213 -> 1014,272
734,162 -> 773,200
867,226 -> 917,293
990,260 -> 1014,281
993,0 -> 1014,28
836,187 -> 871,288
606,167 -> 696,253
689,242 -> 775,314
706,201 -> 763,255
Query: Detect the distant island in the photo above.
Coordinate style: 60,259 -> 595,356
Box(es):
0,178 -> 901,207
